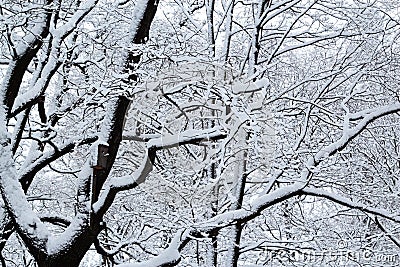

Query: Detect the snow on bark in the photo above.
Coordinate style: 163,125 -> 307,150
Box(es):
127,101 -> 400,266
0,0 -> 101,260
11,0 -> 99,117
92,150 -> 153,214
313,103 -> 400,164
14,20 -> 48,56
115,230 -> 187,267
94,127 -> 227,213
146,127 -> 226,149
302,188 -> 400,223
0,105 -> 49,252
51,0 -> 99,39
129,0 -> 152,41
46,214 -> 88,255
11,44 -> 60,115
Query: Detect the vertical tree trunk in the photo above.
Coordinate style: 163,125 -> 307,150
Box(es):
205,2 -> 218,264
206,0 -> 216,57
223,0 -> 234,64
248,0 -> 269,75
225,141 -> 248,267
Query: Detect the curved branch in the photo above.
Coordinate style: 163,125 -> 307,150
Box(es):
1,0 -> 52,114
18,136 -> 98,191
94,127 -> 227,216
113,102 -> 400,267
301,188 -> 400,223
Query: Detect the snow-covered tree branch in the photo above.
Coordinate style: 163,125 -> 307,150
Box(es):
0,0 -> 400,266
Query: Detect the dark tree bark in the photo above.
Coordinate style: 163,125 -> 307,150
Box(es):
0,0 -> 159,266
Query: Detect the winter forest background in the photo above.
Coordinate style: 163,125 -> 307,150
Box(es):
0,0 -> 400,266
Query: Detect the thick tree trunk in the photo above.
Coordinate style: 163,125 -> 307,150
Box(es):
0,0 -> 159,266
36,227 -> 99,267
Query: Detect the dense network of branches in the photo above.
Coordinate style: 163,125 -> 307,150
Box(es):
0,0 -> 400,266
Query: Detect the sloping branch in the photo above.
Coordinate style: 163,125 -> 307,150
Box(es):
93,127 -> 227,216
114,102 -> 400,266
1,0 -> 53,115
18,136 -> 98,191
9,0 -> 100,118
302,188 -> 400,223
